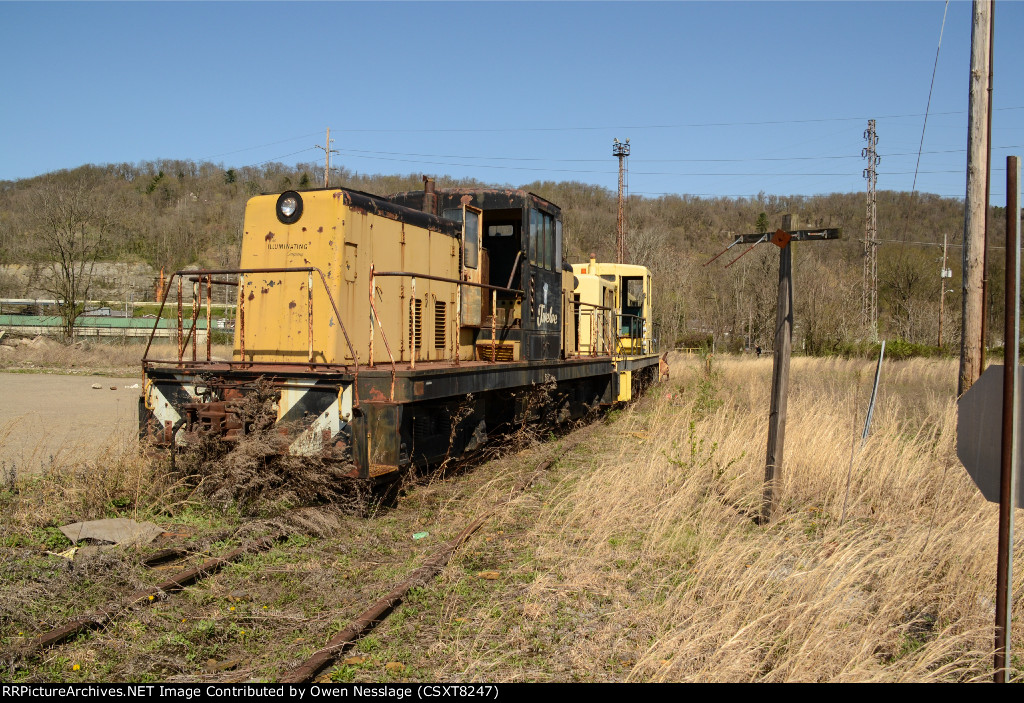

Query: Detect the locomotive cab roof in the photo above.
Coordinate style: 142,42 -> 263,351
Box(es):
384,187 -> 561,218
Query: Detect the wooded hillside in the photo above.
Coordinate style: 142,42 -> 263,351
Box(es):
0,160 -> 1007,354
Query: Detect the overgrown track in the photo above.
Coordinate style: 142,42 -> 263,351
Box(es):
16,532 -> 285,660
10,430 -> 585,682
283,450 -> 570,683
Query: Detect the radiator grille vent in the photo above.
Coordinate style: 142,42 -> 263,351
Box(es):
409,298 -> 422,352
434,301 -> 446,349
476,343 -> 514,362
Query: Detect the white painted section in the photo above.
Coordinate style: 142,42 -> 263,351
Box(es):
287,384 -> 352,456
148,376 -> 200,442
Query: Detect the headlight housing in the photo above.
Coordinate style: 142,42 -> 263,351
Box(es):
276,191 -> 303,224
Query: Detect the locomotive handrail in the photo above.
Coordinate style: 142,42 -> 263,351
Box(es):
371,270 -> 524,296
372,270 -> 524,366
142,267 -> 361,404
573,303 -> 614,357
615,312 -> 646,355
367,265 -> 398,401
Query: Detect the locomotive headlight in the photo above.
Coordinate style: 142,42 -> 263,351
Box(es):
276,191 -> 303,224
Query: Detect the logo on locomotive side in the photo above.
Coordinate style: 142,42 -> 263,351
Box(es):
537,304 -> 558,326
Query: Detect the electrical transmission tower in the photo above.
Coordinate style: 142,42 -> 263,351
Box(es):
613,138 -> 630,264
862,120 -> 880,339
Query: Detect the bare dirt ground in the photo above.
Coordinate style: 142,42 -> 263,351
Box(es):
0,372 -> 140,475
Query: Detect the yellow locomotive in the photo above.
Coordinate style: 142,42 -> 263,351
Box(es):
140,181 -> 660,480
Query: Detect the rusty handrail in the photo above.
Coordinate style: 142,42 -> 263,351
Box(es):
372,270 -> 523,296
368,265 -> 397,401
142,267 -> 361,405
370,269 -> 524,366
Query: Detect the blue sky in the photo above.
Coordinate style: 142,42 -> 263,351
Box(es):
2,1 -> 1022,200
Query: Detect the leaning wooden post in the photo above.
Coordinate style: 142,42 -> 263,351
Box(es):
762,214 -> 795,523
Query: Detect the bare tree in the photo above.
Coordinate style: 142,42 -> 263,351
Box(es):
31,174 -> 107,340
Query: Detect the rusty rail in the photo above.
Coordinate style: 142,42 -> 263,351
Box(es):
18,533 -> 284,660
282,426 -> 595,683
282,449 -> 578,683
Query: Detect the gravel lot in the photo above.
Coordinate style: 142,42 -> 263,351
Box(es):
0,372 -> 140,474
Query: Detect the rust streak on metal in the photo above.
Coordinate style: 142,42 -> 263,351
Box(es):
238,274 -> 246,362
367,264 -> 398,401
192,280 -> 199,362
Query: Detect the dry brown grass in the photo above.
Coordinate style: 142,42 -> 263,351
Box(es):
3,354 -> 1020,683
409,355 -> 1021,682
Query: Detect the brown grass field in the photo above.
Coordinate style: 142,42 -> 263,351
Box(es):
0,352 -> 1020,682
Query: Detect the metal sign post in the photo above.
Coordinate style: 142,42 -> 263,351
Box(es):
995,155 -> 1019,683
957,156 -> 1020,683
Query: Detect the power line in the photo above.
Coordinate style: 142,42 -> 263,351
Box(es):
912,0 -> 950,194
331,106 -> 1024,134
334,144 -> 1023,164
201,132 -> 323,161
332,149 -> 971,177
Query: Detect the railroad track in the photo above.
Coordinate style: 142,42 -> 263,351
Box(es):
9,430 -> 585,682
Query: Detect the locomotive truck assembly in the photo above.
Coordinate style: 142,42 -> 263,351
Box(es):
139,180 -> 660,480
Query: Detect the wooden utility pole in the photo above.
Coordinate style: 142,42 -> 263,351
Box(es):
763,214 -> 796,522
704,219 -> 840,522
980,0 -> 995,367
316,128 -> 339,188
960,0 -> 992,395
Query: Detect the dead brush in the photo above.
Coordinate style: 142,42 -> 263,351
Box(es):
170,379 -> 364,517
1,435 -> 157,533
430,355 -> 1021,682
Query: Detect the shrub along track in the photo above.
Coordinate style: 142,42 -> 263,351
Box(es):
8,427 -> 588,683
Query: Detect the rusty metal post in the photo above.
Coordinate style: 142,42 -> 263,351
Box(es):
410,277 -> 417,370
762,215 -> 795,524
454,281 -> 461,366
591,309 -> 597,356
995,155 -> 1020,683
238,274 -> 245,362
206,275 -> 212,361
308,270 -> 314,366
369,265 -> 375,369
491,289 -> 497,363
176,277 -> 183,362
191,280 -> 199,362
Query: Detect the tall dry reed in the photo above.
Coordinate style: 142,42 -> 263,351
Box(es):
475,355 -> 1018,681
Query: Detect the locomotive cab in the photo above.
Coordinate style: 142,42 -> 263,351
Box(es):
386,188 -> 565,362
